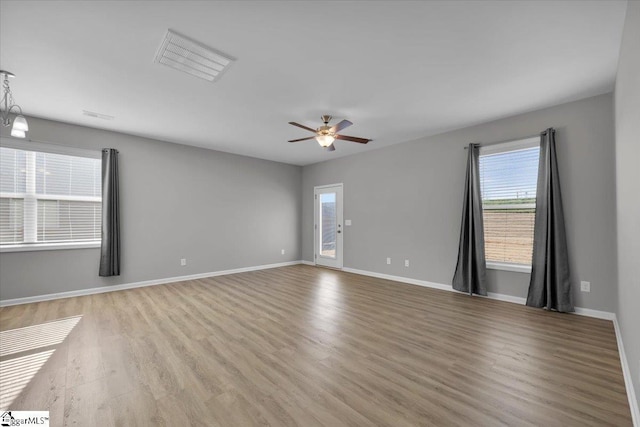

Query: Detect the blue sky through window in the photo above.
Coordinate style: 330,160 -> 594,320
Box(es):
479,147 -> 540,201
320,193 -> 336,204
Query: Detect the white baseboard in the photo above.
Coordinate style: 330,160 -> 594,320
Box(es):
484,292 -> 526,305
614,315 -> 640,426
342,267 -> 452,292
574,306 -> 616,320
0,260 -> 303,307
300,260 -> 315,266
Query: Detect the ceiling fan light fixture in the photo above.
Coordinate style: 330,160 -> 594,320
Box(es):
288,116 -> 369,150
315,134 -> 335,147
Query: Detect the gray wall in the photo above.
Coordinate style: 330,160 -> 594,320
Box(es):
0,117 -> 302,300
302,93 -> 617,312
615,1 -> 640,406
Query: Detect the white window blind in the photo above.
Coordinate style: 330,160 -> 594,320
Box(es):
479,140 -> 540,266
0,146 -> 101,246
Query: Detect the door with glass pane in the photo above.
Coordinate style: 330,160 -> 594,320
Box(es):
314,184 -> 343,269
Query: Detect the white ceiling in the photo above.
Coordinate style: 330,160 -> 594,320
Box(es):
0,1 -> 627,165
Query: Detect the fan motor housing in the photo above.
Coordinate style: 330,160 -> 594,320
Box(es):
318,125 -> 332,135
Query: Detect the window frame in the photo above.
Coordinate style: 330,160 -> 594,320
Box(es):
0,137 -> 102,253
479,136 -> 539,273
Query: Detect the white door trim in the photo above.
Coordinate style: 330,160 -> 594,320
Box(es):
313,183 -> 344,269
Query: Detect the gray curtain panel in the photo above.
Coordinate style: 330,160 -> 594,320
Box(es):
452,143 -> 487,296
99,148 -> 121,277
526,129 -> 573,312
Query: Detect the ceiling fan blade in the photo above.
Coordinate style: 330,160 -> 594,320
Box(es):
288,136 -> 316,143
288,122 -> 317,133
326,143 -> 336,152
335,134 -> 370,144
329,119 -> 352,133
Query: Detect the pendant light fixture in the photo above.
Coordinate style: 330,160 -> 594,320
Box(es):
1,70 -> 29,138
315,134 -> 336,147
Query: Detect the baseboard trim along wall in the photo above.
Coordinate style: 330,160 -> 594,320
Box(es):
614,315 -> 640,426
0,260 -> 302,307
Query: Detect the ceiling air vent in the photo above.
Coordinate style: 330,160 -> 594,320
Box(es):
154,29 -> 235,83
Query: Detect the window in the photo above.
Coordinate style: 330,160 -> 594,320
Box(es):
0,143 -> 101,251
479,137 -> 540,270
319,192 -> 337,258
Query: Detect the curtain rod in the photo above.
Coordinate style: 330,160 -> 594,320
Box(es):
1,136 -> 118,155
24,137 -> 118,153
23,137 -> 108,152
463,131 -> 548,149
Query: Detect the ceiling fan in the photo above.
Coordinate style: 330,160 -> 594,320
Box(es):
288,115 -> 371,151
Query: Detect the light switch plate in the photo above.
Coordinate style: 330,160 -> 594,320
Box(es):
580,281 -> 590,292
345,219 -> 352,226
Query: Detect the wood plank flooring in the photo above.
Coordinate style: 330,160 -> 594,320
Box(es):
0,265 -> 632,426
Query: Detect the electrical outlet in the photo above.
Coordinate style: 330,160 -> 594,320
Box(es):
386,257 -> 391,265
404,259 -> 409,267
180,258 -> 187,266
281,249 -> 285,255
580,281 -> 590,292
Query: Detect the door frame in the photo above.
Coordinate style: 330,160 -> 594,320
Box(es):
313,183 -> 344,269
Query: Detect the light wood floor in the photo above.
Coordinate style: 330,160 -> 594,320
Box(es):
0,265 -> 632,426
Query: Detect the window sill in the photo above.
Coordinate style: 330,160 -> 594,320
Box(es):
486,261 -> 532,274
0,241 -> 101,253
